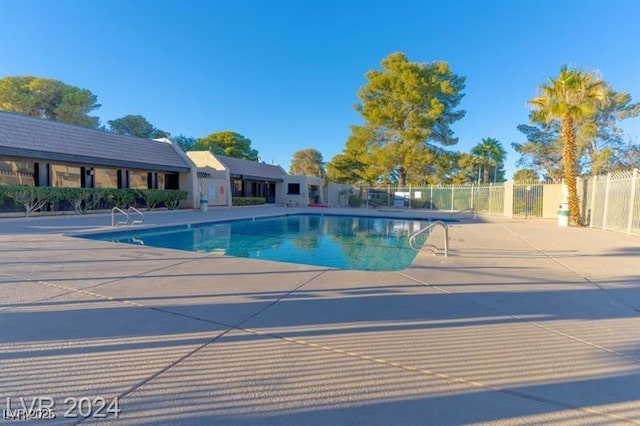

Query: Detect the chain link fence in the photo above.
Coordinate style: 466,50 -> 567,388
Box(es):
326,183 -> 507,214
324,168 -> 640,235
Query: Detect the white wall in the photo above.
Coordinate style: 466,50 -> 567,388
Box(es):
161,138 -> 199,209
280,175 -> 324,206
198,169 -> 231,206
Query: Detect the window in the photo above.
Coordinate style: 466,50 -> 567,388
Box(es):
95,168 -> 118,188
51,164 -> 81,187
128,170 -> 148,189
287,183 -> 301,195
232,179 -> 243,197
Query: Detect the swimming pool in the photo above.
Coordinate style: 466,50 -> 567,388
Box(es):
81,214 -> 446,271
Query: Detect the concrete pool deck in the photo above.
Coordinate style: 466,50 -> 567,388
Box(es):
1,206 -> 639,424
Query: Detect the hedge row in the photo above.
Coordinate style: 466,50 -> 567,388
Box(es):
232,197 -> 266,206
0,186 -> 188,217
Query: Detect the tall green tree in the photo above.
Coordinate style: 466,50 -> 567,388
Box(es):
108,114 -> 169,139
326,126 -> 377,184
581,89 -> 640,175
351,52 -> 466,186
471,138 -> 506,183
194,131 -> 259,161
289,148 -> 325,177
530,66 -> 607,226
172,134 -> 197,152
513,122 -> 564,183
448,152 -> 481,185
0,76 -> 100,128
513,168 -> 540,182
516,87 -> 638,180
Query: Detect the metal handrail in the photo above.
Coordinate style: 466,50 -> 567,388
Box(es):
111,207 -> 129,228
127,206 -> 144,226
450,207 -> 477,220
408,220 -> 449,257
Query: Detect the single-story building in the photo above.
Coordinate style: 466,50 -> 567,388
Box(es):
0,111 -> 198,207
186,151 -> 324,207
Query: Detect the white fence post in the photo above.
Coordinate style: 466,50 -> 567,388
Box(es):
430,185 -> 433,209
589,175 -> 597,228
628,169 -> 638,234
471,184 -> 474,210
503,181 -> 514,217
489,182 -> 493,214
451,185 -> 455,211
602,173 -> 611,230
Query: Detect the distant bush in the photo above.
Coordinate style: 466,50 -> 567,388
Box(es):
232,197 -> 266,206
348,194 -> 364,207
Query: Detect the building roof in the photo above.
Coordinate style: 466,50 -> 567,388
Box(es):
186,151 -> 221,168
187,151 -> 287,181
215,154 -> 287,181
0,111 -> 191,172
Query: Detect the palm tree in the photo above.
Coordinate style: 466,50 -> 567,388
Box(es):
471,138 -> 506,184
530,66 -> 607,226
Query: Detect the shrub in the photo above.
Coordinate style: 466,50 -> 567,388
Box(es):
53,187 -> 102,214
101,188 -> 136,209
1,185 -> 57,217
0,186 -> 189,215
137,189 -> 166,211
163,190 -> 188,209
232,197 -> 266,206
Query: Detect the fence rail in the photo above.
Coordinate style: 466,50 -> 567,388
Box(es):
325,168 -> 640,235
584,169 -> 639,235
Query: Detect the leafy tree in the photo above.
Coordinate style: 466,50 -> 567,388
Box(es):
351,52 -> 466,186
513,168 -> 540,182
0,75 -> 100,128
449,152 -> 480,185
107,114 -> 169,139
471,138 -> 506,183
194,131 -> 259,161
290,148 -> 325,177
326,126 -> 376,184
580,89 -> 640,175
513,122 -> 564,183
530,66 -> 607,226
172,134 -> 197,152
516,87 -> 638,181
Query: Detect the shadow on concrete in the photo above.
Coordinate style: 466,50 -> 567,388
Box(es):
3,276 -> 640,424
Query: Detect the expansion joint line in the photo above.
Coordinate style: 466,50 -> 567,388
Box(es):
497,222 -> 640,315
239,323 -> 639,424
67,268 -> 330,425
395,270 -> 640,424
0,251 -> 225,309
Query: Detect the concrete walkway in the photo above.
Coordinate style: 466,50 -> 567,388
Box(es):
1,208 -> 639,424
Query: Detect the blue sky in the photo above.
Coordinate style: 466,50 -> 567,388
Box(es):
1,0 -> 638,179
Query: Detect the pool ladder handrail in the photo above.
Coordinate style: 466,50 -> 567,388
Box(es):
111,206 -> 145,227
128,206 -> 144,226
408,220 -> 449,257
111,207 -> 129,228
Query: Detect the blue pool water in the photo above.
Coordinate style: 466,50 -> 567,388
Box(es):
81,214 -> 444,271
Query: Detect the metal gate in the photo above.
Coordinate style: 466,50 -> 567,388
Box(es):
512,183 -> 543,218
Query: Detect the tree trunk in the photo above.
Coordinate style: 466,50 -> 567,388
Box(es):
398,168 -> 406,188
562,115 -> 581,226
483,161 -> 490,184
